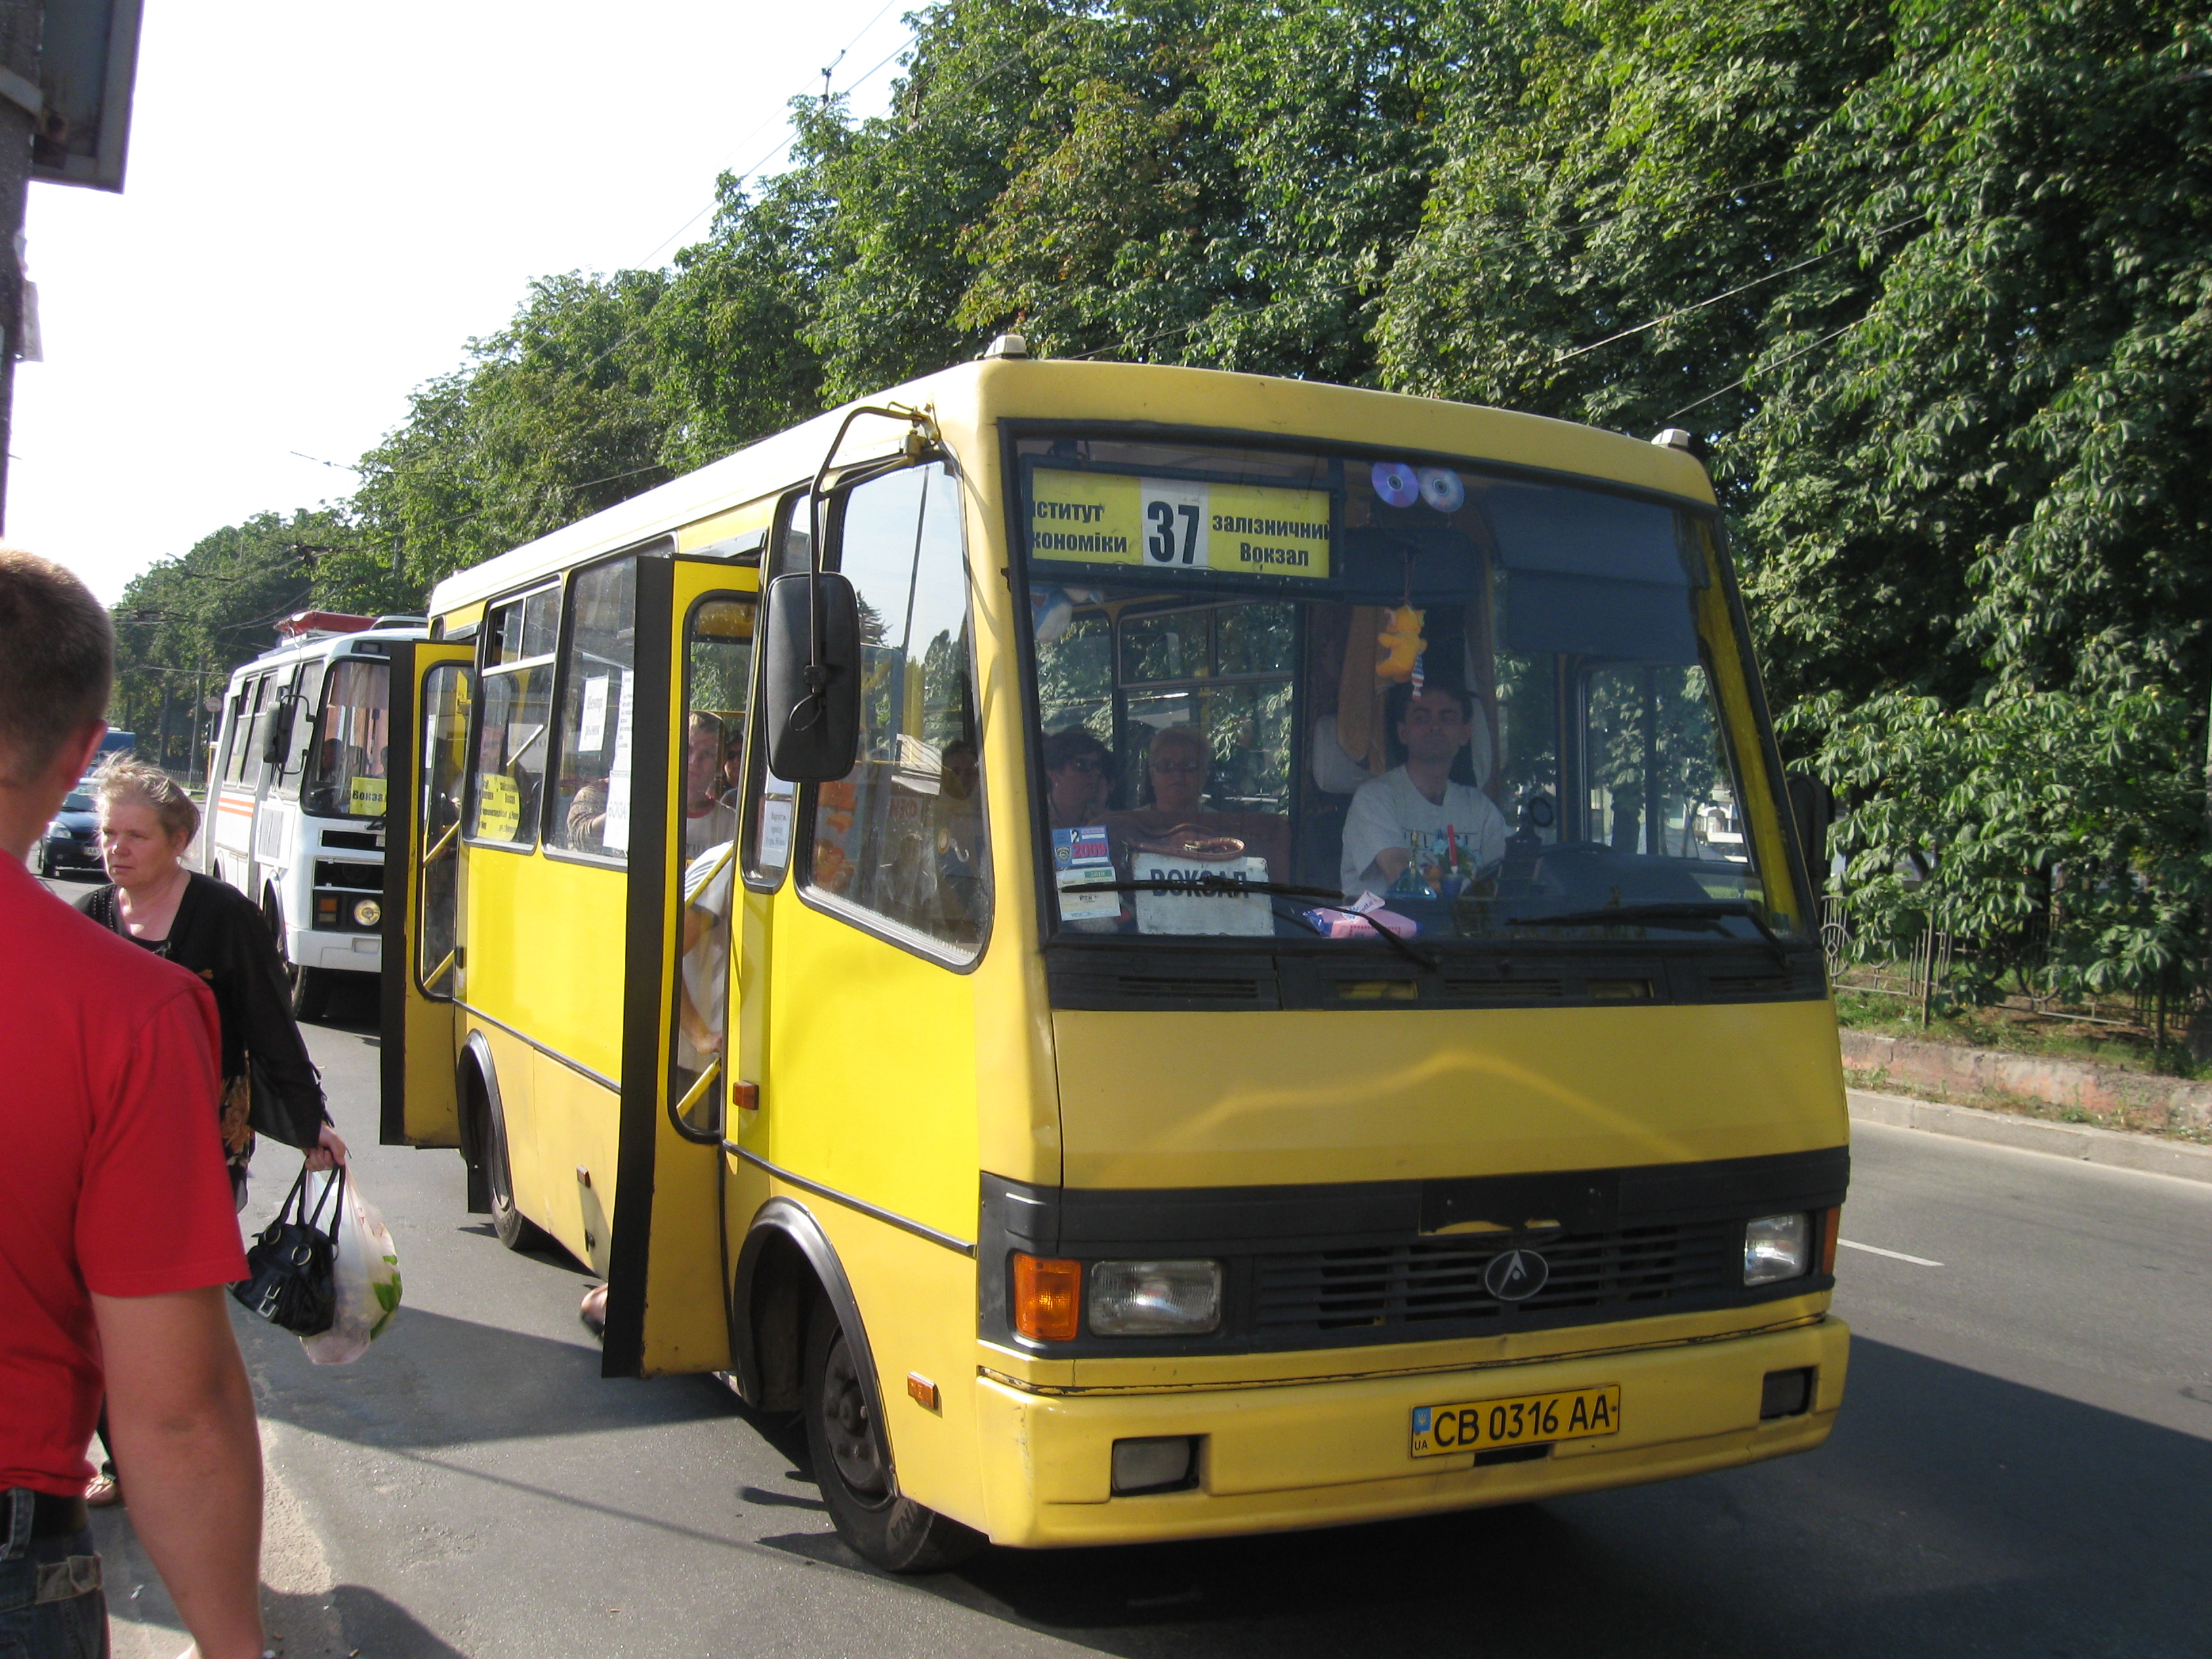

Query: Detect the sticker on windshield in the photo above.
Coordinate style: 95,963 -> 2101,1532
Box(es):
348,776 -> 387,817
1030,469 -> 1332,579
1053,825 -> 1120,920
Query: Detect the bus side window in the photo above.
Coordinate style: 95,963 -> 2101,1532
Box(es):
548,556 -> 638,860
806,461 -> 989,954
470,586 -> 558,846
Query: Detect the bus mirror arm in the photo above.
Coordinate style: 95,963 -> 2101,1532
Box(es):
762,403 -> 938,783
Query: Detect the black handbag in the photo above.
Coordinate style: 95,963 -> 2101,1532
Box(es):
231,1164 -> 342,1335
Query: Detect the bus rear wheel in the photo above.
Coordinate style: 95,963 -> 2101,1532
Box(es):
477,1073 -> 552,1253
802,1298 -> 983,1574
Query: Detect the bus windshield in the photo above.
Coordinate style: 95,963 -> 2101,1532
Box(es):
1017,434 -> 1792,947
304,657 -> 394,819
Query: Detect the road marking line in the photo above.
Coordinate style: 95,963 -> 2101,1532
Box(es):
1839,1238 -> 1944,1268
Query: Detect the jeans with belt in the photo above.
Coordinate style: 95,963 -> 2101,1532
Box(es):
0,1486 -> 106,1658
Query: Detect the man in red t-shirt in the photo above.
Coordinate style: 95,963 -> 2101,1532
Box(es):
0,550 -> 266,1659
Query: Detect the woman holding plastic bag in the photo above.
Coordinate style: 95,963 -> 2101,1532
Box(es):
77,757 -> 350,1500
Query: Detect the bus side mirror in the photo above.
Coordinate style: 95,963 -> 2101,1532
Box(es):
762,571 -> 861,782
1786,770 -> 1832,884
262,691 -> 300,768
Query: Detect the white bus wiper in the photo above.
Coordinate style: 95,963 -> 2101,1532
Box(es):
1507,900 -> 1789,963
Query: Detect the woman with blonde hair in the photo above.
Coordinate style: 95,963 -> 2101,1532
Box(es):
76,756 -> 346,1201
73,756 -> 346,1504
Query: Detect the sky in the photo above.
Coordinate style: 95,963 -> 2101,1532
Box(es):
10,0 -> 909,603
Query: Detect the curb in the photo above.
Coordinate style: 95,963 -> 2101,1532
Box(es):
1847,1088 -> 2212,1186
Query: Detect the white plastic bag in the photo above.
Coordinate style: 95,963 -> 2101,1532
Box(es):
300,1168 -> 402,1365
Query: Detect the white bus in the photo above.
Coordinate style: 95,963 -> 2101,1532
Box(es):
200,611 -> 426,1018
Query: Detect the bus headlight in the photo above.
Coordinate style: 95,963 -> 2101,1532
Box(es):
1089,1260 -> 1223,1336
1744,1213 -> 1811,1284
353,899 -> 382,928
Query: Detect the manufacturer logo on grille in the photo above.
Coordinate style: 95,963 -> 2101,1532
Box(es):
1484,1248 -> 1551,1301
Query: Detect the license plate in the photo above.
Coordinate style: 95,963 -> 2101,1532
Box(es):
1410,1384 -> 1621,1458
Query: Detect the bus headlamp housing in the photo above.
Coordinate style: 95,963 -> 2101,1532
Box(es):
353,899 -> 382,928
1744,1213 -> 1812,1285
1089,1260 -> 1223,1336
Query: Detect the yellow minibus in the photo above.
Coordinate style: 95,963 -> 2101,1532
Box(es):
382,344 -> 1849,1571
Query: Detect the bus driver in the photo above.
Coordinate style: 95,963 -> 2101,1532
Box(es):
1340,679 -> 1508,895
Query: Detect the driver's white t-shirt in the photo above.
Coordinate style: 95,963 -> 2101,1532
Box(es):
1340,767 -> 1509,895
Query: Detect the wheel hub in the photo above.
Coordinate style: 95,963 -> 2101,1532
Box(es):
822,1336 -> 888,1498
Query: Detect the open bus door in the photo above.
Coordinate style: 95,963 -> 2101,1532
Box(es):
380,640 -> 475,1151
600,556 -> 758,1378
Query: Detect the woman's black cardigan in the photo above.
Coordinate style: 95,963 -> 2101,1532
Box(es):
77,871 -> 329,1149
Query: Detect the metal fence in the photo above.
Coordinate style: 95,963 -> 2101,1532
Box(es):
1820,894 -> 2166,1037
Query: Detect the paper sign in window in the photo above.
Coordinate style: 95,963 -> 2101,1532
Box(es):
578,674 -> 610,752
602,670 -> 634,853
1131,853 -> 1273,936
1029,468 -> 1332,579
476,773 -> 520,841
348,776 -> 387,817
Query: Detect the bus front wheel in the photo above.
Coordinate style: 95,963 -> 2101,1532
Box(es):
802,1299 -> 983,1573
289,964 -> 332,1022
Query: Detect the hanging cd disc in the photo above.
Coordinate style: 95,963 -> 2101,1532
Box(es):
1371,460 -> 1420,508
1416,467 -> 1465,512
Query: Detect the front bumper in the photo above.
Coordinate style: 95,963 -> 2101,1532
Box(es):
289,927 -> 382,975
40,838 -> 102,873
971,1315 -> 1847,1547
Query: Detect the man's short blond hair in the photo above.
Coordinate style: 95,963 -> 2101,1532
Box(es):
0,549 -> 111,784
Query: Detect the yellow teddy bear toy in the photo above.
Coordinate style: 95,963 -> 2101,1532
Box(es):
1376,605 -> 1426,682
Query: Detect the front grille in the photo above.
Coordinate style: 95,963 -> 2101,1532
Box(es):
314,859 -> 380,889
1252,1220 -> 1741,1337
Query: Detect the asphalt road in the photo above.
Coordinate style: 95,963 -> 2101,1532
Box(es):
42,874 -> 2210,1657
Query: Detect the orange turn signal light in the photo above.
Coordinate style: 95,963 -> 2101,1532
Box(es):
1820,1207 -> 1841,1276
1013,1253 -> 1082,1342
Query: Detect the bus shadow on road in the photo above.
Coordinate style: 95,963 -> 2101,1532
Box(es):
886,1336 -> 2211,1659
237,1305 -> 741,1448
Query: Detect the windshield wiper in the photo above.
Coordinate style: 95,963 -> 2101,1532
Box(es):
1507,900 -> 1790,964
1082,878 -> 1439,971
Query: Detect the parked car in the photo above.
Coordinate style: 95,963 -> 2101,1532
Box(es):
38,787 -> 103,880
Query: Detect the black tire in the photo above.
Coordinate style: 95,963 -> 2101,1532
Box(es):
35,844 -> 53,879
802,1298 -> 984,1573
289,963 -> 332,1022
479,1073 -> 553,1253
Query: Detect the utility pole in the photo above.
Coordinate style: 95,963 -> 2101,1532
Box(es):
0,0 -> 39,531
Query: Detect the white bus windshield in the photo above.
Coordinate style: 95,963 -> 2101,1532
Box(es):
304,657 -> 394,819
1017,434 -> 1790,947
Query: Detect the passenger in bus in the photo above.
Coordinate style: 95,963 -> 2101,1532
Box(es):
1141,724 -> 1208,817
935,738 -> 983,927
1042,726 -> 1112,829
1108,724 -> 1292,882
1340,680 -> 1509,895
683,712 -> 738,859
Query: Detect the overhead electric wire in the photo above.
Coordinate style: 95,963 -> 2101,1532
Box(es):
1662,316 -> 1868,422
1553,211 -> 1927,366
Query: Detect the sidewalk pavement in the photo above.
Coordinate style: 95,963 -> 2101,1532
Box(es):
92,1419 -> 346,1659
1848,1087 -> 2212,1185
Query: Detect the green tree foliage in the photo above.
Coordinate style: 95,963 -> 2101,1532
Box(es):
118,0 -> 2212,1000
352,269 -> 673,594
106,510 -> 348,773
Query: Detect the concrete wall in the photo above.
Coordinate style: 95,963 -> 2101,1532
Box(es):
1839,1030 -> 2212,1136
